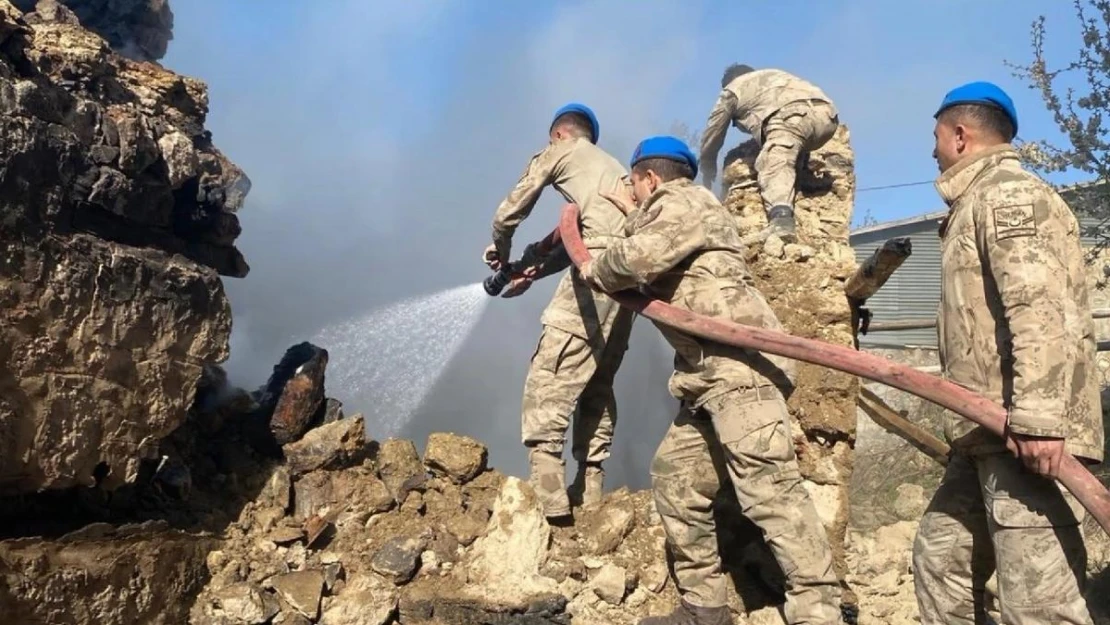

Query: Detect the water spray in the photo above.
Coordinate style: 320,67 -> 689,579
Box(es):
552,202 -> 1110,536
310,283 -> 491,439
483,230 -> 563,297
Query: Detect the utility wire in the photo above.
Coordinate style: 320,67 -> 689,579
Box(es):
856,180 -> 934,193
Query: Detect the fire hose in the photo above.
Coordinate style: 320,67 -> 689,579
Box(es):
518,202 -> 1110,535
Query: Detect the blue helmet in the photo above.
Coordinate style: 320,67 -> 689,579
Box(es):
630,135 -> 699,179
551,102 -> 600,144
934,81 -> 1018,137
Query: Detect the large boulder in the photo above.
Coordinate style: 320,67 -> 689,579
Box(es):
256,342 -> 330,447
0,0 -> 248,494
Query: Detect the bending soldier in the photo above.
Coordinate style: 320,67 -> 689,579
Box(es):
699,64 -> 839,243
484,102 -> 636,519
580,136 -> 843,625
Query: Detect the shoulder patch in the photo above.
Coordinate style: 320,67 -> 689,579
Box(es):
992,204 -> 1037,241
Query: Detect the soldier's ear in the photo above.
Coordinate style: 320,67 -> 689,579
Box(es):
949,124 -> 965,152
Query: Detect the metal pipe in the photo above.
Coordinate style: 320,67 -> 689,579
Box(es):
844,237 -> 912,301
555,202 -> 1110,536
866,309 -> 1110,333
858,387 -> 950,466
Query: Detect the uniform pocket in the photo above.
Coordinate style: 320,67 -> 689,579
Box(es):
530,327 -> 574,375
704,391 -> 790,449
529,328 -> 547,364
989,487 -> 1084,528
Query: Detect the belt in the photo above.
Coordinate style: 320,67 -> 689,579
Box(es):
679,384 -> 779,412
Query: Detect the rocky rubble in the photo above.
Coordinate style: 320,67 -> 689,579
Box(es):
0,340 -> 861,625
4,334 -> 1108,624
0,0 -> 247,495
721,126 -> 860,588
187,410 -> 808,624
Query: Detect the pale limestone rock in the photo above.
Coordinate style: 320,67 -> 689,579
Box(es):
462,476 -> 557,604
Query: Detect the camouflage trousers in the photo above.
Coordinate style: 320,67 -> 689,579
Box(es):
756,100 -> 839,211
520,307 -> 635,465
650,386 -> 842,624
912,452 -> 1092,625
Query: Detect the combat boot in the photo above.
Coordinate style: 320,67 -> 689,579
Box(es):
568,463 -> 604,506
638,598 -> 731,625
528,448 -> 571,519
766,204 -> 797,243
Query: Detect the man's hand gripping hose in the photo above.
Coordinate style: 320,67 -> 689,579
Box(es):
482,229 -> 561,297
549,202 -> 1110,537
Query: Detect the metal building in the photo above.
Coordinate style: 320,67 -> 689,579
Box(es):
848,195 -> 1105,349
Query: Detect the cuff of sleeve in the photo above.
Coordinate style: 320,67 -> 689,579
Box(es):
491,226 -> 513,246
1007,408 -> 1067,439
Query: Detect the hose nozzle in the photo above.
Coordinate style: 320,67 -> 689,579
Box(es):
482,237 -> 557,297
483,265 -> 513,297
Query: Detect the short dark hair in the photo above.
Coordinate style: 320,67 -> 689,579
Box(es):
937,103 -> 1015,141
551,112 -> 592,138
632,157 -> 695,182
721,63 -> 754,88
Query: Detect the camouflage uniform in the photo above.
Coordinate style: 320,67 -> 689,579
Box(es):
590,178 -> 842,623
700,69 -> 839,212
913,144 -> 1102,624
491,136 -> 636,517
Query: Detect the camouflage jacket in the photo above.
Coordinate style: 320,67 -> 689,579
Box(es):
491,137 -> 631,338
936,144 -> 1103,461
701,68 -> 837,165
591,178 -> 795,406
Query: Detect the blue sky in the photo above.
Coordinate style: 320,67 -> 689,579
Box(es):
157,0 -> 1092,385
154,1 -> 1094,482
165,1 -> 1086,230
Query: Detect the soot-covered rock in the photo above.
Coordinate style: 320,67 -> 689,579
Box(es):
0,0 -> 249,495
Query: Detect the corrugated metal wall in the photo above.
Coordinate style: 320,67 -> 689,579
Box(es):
848,207 -> 1105,350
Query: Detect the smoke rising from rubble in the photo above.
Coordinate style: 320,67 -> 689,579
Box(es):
161,2 -> 704,487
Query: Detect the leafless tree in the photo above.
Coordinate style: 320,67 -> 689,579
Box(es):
668,121 -> 702,152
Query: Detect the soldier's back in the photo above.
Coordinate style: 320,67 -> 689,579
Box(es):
651,181 -> 784,332
552,138 -> 630,242
724,68 -> 837,129
646,180 -> 795,399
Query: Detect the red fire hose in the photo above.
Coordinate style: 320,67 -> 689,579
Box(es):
552,202 -> 1110,536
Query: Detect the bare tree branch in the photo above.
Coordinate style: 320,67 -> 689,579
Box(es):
668,120 -> 702,151
1008,0 -> 1110,251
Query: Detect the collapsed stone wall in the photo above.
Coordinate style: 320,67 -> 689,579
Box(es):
0,0 -> 248,495
0,345 -> 818,625
720,125 -> 860,588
